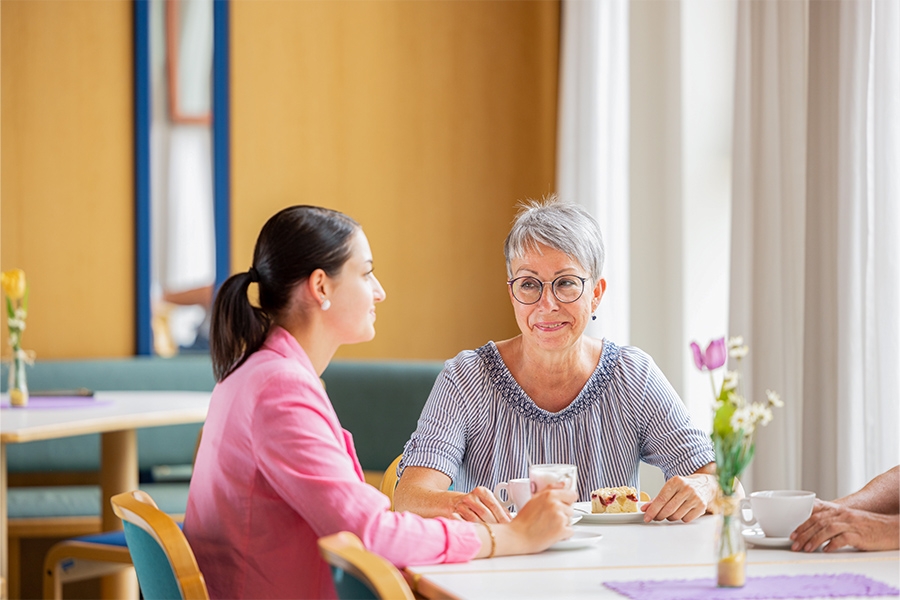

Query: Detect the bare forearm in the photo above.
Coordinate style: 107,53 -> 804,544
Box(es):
837,466 -> 900,514
393,483 -> 463,518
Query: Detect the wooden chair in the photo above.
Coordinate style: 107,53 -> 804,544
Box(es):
379,455 -> 403,510
110,490 -> 209,600
318,532 -> 414,600
43,429 -> 203,599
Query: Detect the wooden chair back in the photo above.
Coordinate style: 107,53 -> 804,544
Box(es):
110,490 -> 209,600
318,531 -> 414,600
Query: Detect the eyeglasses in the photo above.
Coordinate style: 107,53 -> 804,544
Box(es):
507,275 -> 587,305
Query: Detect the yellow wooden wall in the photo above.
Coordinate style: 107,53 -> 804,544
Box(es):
0,0 -> 135,358
1,0 -> 559,360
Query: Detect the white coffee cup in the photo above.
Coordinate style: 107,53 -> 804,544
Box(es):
529,463 -> 577,495
740,490 -> 816,538
493,478 -> 532,511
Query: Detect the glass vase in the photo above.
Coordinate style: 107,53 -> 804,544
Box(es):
8,350 -> 29,407
716,494 -> 746,587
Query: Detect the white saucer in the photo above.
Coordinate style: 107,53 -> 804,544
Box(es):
742,528 -> 793,549
510,513 -> 583,526
547,530 -> 603,551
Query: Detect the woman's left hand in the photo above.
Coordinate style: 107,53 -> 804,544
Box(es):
641,466 -> 718,523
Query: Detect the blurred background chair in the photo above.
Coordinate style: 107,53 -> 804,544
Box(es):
111,490 -> 208,600
42,429 -> 203,599
318,531 -> 414,600
379,455 -> 403,510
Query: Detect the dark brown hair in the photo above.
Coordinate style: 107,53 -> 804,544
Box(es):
210,205 -> 359,381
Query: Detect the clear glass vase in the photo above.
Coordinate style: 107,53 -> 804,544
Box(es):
8,350 -> 29,407
716,494 -> 746,587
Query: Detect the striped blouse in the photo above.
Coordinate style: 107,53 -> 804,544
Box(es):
400,340 -> 714,501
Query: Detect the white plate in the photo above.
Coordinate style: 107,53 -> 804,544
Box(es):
573,501 -> 648,524
742,528 -> 793,549
510,513 -> 583,527
547,530 -> 603,551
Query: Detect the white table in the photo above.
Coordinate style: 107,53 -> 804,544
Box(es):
0,391 -> 210,599
405,516 -> 900,599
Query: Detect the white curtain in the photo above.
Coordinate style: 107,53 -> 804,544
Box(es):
732,0 -> 899,498
557,0 -> 630,346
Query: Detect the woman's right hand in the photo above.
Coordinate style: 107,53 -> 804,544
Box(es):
501,487 -> 577,555
451,486 -> 514,523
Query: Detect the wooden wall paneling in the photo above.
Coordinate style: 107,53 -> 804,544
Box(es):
1,0 -> 133,358
231,0 -> 560,360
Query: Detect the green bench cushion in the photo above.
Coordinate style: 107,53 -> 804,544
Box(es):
321,360 -> 443,471
7,483 -> 190,519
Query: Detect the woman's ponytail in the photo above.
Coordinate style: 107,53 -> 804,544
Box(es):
210,271 -> 270,381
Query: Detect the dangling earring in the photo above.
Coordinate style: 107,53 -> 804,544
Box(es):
321,299 -> 331,311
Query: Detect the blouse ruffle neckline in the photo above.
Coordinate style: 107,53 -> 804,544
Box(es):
475,340 -> 620,424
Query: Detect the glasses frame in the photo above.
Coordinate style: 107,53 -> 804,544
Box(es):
507,275 -> 588,305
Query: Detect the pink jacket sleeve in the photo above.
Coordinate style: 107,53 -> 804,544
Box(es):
250,365 -> 481,567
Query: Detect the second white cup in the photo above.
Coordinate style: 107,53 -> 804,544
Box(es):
493,478 -> 532,511
741,490 -> 816,538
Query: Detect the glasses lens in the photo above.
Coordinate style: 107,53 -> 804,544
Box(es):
511,277 -> 542,304
552,276 -> 585,303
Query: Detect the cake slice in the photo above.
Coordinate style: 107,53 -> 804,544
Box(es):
590,486 -> 639,514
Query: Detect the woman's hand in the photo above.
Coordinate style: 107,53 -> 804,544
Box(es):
641,468 -> 718,523
502,487 -> 577,554
451,486 -> 513,524
790,500 -> 900,552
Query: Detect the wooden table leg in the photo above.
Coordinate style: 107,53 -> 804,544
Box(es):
1,443 -> 8,600
99,430 -> 140,600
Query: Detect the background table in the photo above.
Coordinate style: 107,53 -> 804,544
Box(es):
0,391 -> 210,599
405,515 -> 900,599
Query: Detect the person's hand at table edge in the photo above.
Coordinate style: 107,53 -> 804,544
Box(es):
790,500 -> 900,552
641,463 -> 720,523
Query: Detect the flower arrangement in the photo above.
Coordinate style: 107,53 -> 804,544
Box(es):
2,268 -> 31,406
690,335 -> 783,588
691,335 -> 783,496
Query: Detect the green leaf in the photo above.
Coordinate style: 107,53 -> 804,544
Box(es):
6,296 -> 13,319
713,403 -> 735,438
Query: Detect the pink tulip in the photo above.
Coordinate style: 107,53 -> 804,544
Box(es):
690,337 -> 727,371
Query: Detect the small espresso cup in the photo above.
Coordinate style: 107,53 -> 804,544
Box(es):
740,490 -> 816,538
529,463 -> 578,495
493,478 -> 532,511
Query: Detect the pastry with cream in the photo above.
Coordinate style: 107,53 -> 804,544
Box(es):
591,485 -> 639,513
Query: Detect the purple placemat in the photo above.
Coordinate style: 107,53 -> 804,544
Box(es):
604,575 -> 899,600
1,396 -> 111,409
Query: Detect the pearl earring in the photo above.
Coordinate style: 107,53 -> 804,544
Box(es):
321,299 -> 331,311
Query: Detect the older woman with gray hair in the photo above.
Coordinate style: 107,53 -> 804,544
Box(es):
394,196 -> 718,524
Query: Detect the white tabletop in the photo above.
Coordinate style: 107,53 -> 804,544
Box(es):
406,516 -> 900,599
0,391 -> 211,443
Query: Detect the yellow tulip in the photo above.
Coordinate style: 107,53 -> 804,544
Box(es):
1,268 -> 26,300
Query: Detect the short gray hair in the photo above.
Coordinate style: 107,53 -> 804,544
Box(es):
503,195 -> 605,281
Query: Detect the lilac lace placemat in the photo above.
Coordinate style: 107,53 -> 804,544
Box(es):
1,396 -> 111,409
604,575 -> 899,600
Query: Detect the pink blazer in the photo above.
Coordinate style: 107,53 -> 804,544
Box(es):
184,327 -> 479,599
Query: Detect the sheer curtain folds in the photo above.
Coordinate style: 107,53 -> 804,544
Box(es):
732,0 -> 899,498
557,0 -> 630,346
